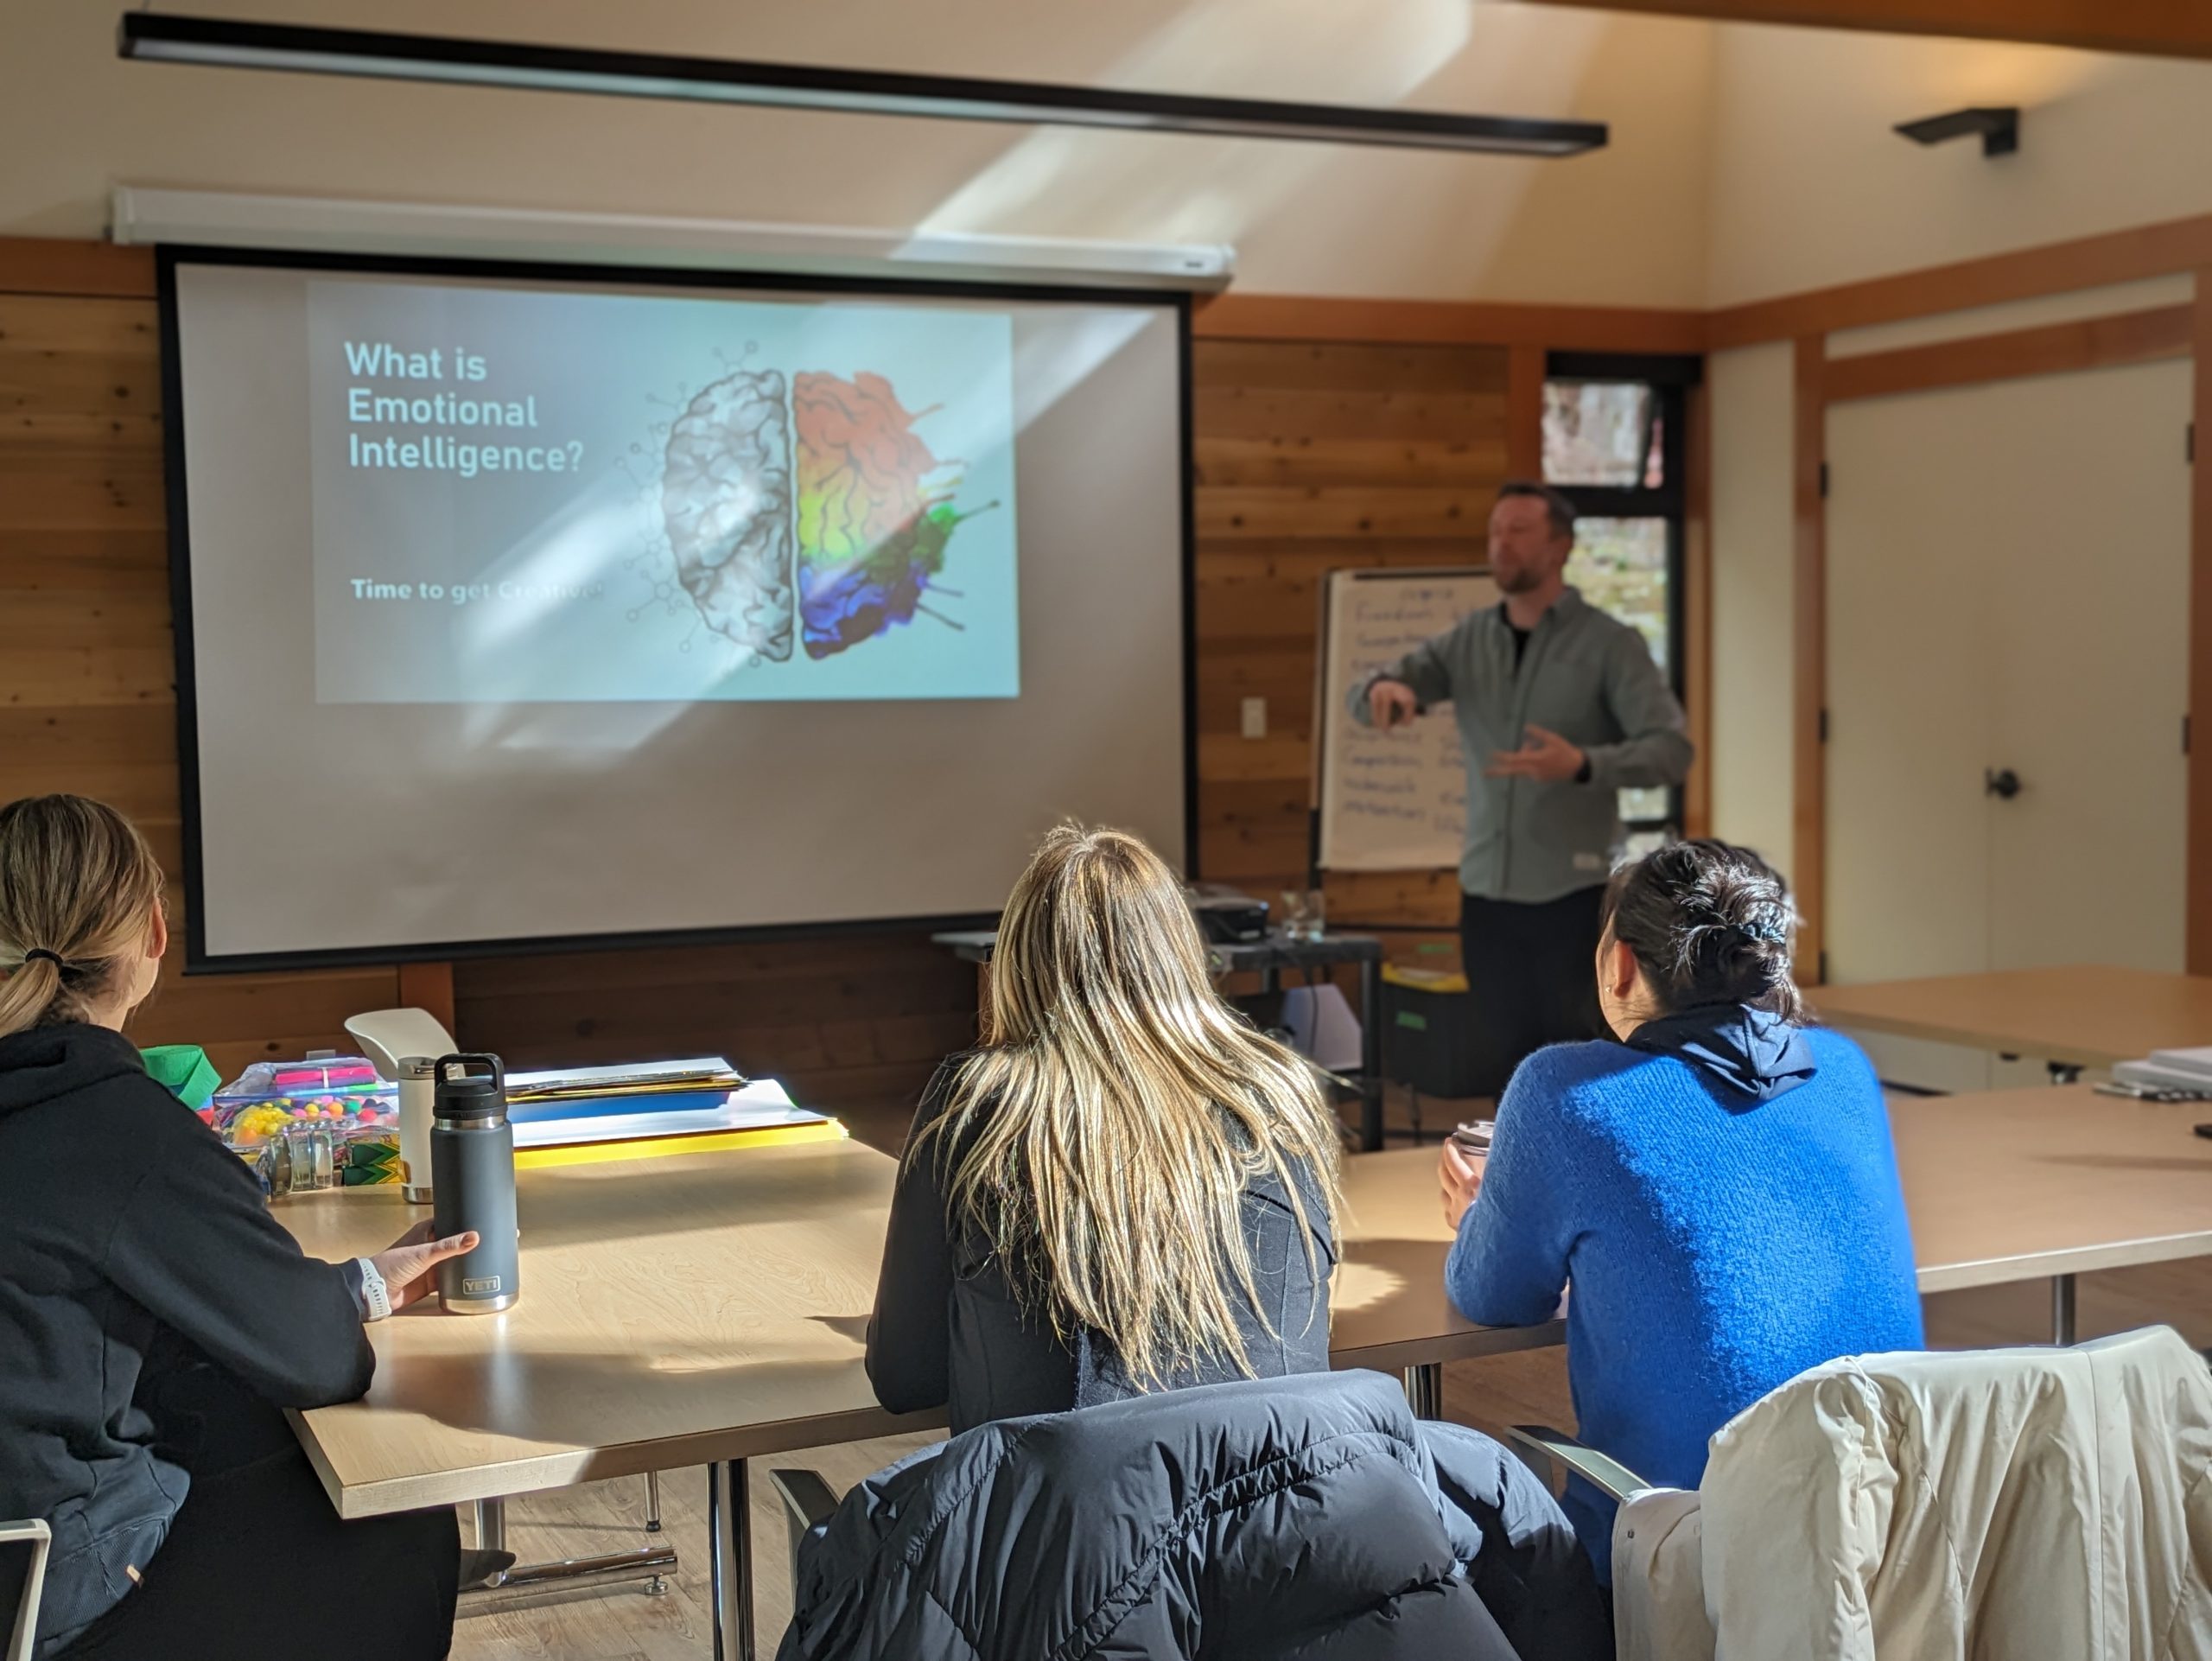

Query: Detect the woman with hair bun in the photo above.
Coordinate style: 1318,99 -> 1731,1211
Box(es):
1439,838 -> 1922,1580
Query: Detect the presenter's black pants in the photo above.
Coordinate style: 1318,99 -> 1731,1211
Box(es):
55,1371 -> 458,1661
1459,885 -> 1609,1100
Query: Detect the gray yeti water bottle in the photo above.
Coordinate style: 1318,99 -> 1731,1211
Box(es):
429,1053 -> 519,1314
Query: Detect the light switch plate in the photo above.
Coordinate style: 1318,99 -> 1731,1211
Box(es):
1241,697 -> 1268,739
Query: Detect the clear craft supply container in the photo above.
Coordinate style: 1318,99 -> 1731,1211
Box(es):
1277,888 -> 1328,943
208,1052 -> 404,1199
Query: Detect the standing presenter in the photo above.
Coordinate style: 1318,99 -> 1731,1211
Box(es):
1351,482 -> 1693,1096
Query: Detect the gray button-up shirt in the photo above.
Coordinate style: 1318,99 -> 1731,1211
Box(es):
1350,586 -> 1692,903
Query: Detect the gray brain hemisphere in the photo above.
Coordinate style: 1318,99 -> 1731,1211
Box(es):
660,368 -> 795,661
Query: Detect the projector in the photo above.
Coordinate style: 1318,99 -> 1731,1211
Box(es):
1187,884 -> 1269,945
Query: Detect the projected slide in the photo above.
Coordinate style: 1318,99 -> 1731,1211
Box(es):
305,278 -> 1017,703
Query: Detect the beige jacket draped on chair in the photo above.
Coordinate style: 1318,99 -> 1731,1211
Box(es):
1614,1327 -> 2212,1659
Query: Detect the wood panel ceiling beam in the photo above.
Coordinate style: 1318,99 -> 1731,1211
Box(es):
1520,0 -> 2212,61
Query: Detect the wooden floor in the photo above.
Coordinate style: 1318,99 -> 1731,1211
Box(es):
452,1084 -> 2212,1660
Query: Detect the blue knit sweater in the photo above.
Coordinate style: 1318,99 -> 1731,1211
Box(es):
1445,1024 -> 1923,1575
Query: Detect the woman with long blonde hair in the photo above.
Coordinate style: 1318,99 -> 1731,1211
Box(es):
868,823 -> 1344,1427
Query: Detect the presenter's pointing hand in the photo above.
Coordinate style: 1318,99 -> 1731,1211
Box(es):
1484,724 -> 1586,783
1369,679 -> 1420,730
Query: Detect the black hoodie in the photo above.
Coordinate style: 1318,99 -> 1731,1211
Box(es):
0,1024 -> 373,1653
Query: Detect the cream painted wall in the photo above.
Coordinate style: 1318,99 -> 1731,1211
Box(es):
0,0 -> 1716,305
16,4 -> 2211,311
1706,342 -> 1796,874
1706,24 -> 2212,308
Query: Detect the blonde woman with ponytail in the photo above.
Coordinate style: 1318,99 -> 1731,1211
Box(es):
0,797 -> 168,1039
868,823 -> 1344,1428
0,797 -> 472,1661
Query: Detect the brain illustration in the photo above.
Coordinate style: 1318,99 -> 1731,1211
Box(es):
659,367 -> 796,662
792,371 -> 961,661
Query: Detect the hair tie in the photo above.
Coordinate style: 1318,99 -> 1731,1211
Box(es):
21,948 -> 63,968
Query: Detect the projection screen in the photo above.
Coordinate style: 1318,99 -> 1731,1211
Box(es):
161,249 -> 1192,970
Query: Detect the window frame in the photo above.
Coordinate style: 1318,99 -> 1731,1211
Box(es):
1542,351 -> 1700,837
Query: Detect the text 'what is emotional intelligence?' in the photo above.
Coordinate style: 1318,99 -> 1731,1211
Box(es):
308,277 -> 1020,704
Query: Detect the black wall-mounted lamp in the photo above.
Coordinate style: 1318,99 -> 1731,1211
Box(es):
118,13 -> 1609,159
1895,106 -> 2020,157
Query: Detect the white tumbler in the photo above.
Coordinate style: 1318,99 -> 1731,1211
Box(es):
397,1054 -> 436,1205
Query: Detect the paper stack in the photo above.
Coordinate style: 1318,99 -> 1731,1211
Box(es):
2113,1046 -> 2212,1098
503,1057 -> 830,1151
505,1056 -> 747,1122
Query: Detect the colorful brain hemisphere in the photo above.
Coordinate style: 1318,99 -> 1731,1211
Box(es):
792,371 -> 958,661
659,368 -> 796,663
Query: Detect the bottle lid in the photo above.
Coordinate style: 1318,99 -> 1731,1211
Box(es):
432,1053 -> 507,1121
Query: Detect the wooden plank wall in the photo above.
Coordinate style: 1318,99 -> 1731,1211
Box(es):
0,279 -> 406,1081
2,247 -> 1503,1110
1192,337 -> 1508,961
454,936 -> 977,1115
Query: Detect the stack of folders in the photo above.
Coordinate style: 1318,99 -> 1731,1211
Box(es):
505,1057 -> 749,1120
2111,1047 -> 2212,1098
504,1056 -> 829,1152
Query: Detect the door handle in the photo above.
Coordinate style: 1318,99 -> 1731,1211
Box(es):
1984,767 -> 2022,799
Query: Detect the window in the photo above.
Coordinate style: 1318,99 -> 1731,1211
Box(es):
1568,517 -> 1670,829
1541,355 -> 1696,852
1543,382 -> 1662,488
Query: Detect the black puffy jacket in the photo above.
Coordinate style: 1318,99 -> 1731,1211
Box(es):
779,1369 -> 1611,1661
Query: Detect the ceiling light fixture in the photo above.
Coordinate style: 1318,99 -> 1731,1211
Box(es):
118,13 -> 1608,159
1895,106 -> 2020,157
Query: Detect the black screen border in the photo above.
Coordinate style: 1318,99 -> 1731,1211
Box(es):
156,243 -> 1198,975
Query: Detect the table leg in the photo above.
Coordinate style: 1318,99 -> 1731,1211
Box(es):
645,1469 -> 664,1533
461,1496 -> 676,1596
472,1498 -> 506,1555
2051,1274 -> 2077,1346
1359,956 -> 1384,1153
709,1459 -> 755,1661
1401,1362 -> 1443,1419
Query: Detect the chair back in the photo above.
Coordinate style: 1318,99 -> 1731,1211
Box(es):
1,1520 -> 52,1661
1695,1327 -> 2212,1661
